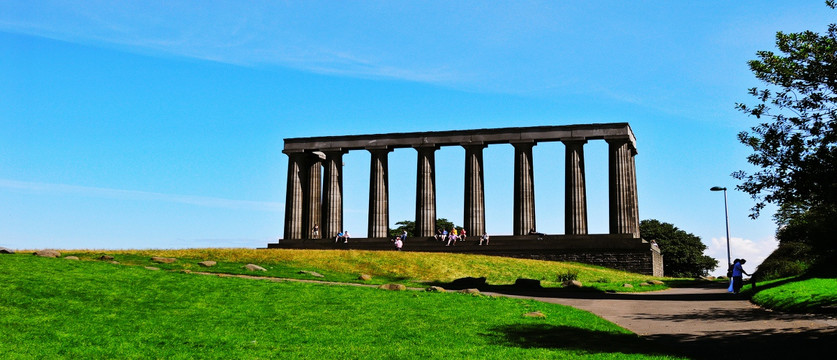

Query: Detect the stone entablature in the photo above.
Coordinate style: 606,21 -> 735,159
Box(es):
283,123 -> 636,152
282,123 -> 639,242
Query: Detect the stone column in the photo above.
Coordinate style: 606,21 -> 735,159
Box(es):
321,149 -> 346,240
283,151 -> 306,239
367,148 -> 392,238
512,142 -> 536,236
563,139 -> 588,235
630,148 -> 640,232
463,144 -> 487,237
415,145 -> 438,237
303,152 -> 324,239
607,138 -> 639,237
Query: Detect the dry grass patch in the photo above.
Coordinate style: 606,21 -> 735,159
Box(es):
55,248 -> 663,290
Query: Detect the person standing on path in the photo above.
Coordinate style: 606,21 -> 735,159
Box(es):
732,259 -> 750,294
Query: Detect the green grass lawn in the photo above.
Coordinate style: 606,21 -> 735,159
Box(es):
0,254 -> 683,359
746,277 -> 837,313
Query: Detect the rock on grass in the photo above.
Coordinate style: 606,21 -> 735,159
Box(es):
151,256 -> 177,264
378,284 -> 406,291
33,250 -> 60,258
298,270 -> 324,278
244,264 -> 267,272
562,280 -> 583,288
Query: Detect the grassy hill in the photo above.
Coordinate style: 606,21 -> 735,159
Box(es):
1,252 -> 683,359
48,248 -> 667,292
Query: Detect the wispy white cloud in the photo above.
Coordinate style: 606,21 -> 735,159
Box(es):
0,1 -> 463,85
0,179 -> 282,212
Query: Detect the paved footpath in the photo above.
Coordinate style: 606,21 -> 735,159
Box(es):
487,282 -> 837,359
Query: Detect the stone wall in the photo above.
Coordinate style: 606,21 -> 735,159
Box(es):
504,248 -> 663,277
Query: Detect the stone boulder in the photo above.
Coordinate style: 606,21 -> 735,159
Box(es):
64,256 -> 80,260
649,280 -> 665,285
243,264 -> 267,272
562,280 -> 583,288
358,274 -> 372,281
33,250 -> 60,258
450,276 -> 486,288
425,286 -> 446,292
0,247 -> 15,254
622,283 -> 634,288
523,311 -> 546,318
298,270 -> 324,278
197,261 -> 217,267
514,278 -> 542,289
459,288 -> 481,295
151,256 -> 176,264
145,266 -> 160,271
378,284 -> 406,291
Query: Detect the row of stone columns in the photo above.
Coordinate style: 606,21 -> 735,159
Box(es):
283,138 -> 639,240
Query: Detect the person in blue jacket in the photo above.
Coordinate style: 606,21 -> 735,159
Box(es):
731,259 -> 751,294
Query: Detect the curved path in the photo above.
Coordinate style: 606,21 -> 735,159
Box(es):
487,282 -> 837,359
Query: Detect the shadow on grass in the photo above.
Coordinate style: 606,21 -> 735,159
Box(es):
644,327 -> 837,359
486,324 -> 667,357
430,278 -> 745,302
488,321 -> 837,359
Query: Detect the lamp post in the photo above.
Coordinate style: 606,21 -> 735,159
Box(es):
710,186 -> 731,268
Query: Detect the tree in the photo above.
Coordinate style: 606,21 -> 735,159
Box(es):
435,218 -> 455,233
388,218 -> 456,238
734,1 -> 837,222
734,1 -> 837,274
639,219 -> 718,278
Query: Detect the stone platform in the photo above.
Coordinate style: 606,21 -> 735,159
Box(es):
266,234 -> 663,276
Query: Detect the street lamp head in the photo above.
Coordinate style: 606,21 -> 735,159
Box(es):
710,186 -> 727,191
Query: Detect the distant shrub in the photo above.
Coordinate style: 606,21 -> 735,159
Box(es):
755,242 -> 812,281
556,270 -> 578,283
594,278 -> 610,283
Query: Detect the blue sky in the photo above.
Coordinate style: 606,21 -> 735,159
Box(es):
2,1 -> 832,275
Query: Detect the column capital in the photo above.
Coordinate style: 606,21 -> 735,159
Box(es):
461,142 -> 487,149
366,146 -> 393,154
413,144 -> 440,150
320,148 -> 348,155
561,137 -> 588,145
309,150 -> 327,160
282,149 -> 306,155
510,140 -> 537,148
605,136 -> 638,155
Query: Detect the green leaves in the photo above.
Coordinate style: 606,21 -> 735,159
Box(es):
639,219 -> 718,277
735,5 -> 837,220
